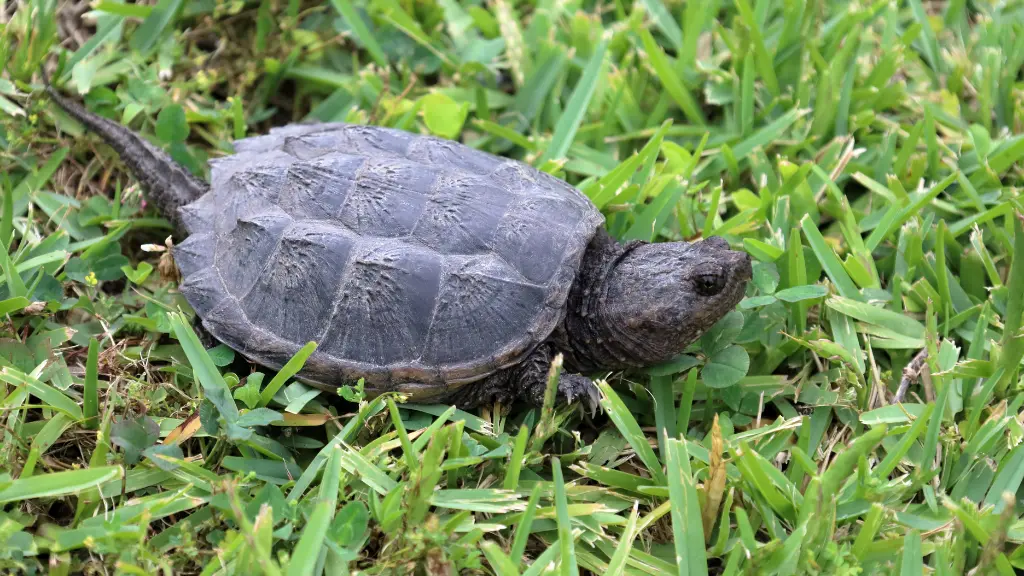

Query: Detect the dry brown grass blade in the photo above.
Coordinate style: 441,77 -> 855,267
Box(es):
702,413 -> 726,542
163,411 -> 202,445
274,413 -> 332,426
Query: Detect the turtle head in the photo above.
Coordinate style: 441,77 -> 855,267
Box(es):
600,236 -> 752,365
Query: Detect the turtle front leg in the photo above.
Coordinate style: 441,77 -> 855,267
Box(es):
519,371 -> 601,415
512,345 -> 601,414
441,345 -> 601,414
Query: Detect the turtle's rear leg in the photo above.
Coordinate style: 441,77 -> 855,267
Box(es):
439,345 -> 600,414
191,315 -> 220,349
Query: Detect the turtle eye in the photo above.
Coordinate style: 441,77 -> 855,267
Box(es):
694,270 -> 727,296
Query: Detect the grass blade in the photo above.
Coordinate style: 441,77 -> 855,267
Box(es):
606,500 -> 640,574
638,29 -> 705,126
0,466 -> 122,504
20,413 -> 73,477
259,341 -> 317,407
821,424 -> 888,497
483,541 -> 523,576
900,529 -> 923,575
1,178 -> 12,249
696,108 -> 807,180
537,38 -> 608,164
665,436 -> 708,576
521,542 -> 562,576
168,312 -> 238,423
287,396 -> 385,502
331,0 -> 388,68
287,447 -> 342,576
637,0 -> 683,52
387,397 -> 418,471
551,457 -> 579,576
504,424 -> 530,491
597,380 -> 667,485
984,444 -> 1024,512
129,0 -> 183,56
734,0 -> 779,95
0,367 -> 83,420
996,214 -> 1024,396
874,404 -> 934,479
510,483 -> 543,567
824,295 -> 925,340
84,337 -> 99,430
0,246 -> 26,299
800,214 -> 861,300
907,0 -> 942,82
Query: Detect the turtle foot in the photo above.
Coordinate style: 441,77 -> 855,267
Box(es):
555,373 -> 602,417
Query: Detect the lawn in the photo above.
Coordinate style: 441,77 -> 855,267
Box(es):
1,0 -> 1024,574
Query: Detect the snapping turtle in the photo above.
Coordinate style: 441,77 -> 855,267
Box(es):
46,85 -> 752,411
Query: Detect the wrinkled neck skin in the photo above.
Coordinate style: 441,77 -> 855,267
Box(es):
555,230 -> 662,373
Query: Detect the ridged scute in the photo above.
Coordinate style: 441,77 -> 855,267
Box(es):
175,123 -> 604,399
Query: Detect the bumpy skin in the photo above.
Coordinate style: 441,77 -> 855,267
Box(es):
46,86 -> 753,412
44,85 -> 208,229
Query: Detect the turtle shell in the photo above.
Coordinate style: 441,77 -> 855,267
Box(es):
173,123 -> 605,400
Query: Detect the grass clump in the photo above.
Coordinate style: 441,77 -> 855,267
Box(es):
1,0 -> 1024,574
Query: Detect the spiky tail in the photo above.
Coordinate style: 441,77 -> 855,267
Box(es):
43,82 -> 208,233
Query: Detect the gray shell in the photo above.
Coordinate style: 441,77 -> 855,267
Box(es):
172,123 -> 604,399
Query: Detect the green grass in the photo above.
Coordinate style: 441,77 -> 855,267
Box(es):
1,0 -> 1024,573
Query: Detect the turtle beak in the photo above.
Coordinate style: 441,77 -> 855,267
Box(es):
733,250 -> 753,281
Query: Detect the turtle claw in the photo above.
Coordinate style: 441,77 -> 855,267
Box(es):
557,374 -> 602,417
582,380 -> 602,418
